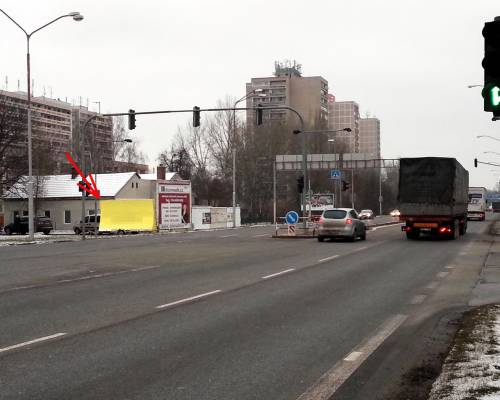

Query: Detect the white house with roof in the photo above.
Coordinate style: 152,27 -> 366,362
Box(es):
2,171 -> 181,230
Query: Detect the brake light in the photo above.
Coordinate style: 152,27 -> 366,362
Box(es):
438,227 -> 451,234
346,218 -> 353,225
318,216 -> 325,225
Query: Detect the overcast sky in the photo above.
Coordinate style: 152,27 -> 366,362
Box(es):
1,0 -> 499,189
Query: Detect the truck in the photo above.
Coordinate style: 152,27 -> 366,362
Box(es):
398,157 -> 469,240
493,201 -> 500,213
467,187 -> 487,221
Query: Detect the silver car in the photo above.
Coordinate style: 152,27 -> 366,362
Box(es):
317,208 -> 367,242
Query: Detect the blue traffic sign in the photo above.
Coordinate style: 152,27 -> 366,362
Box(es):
285,211 -> 299,225
330,169 -> 341,180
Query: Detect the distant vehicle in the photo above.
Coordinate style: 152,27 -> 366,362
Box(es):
317,208 -> 366,242
493,202 -> 500,213
74,215 -> 100,235
358,209 -> 374,220
3,216 -> 53,235
390,209 -> 401,217
467,187 -> 487,221
399,157 -> 468,240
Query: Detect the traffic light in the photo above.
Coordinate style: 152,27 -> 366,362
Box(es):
482,18 -> 500,116
474,158 -> 478,167
297,176 -> 304,193
193,106 -> 200,127
342,180 -> 350,191
78,180 -> 90,197
128,109 -> 136,130
256,104 -> 263,125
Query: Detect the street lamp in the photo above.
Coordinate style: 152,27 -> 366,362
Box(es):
467,84 -> 483,88
232,89 -> 266,228
477,135 -> 500,142
0,9 -> 84,239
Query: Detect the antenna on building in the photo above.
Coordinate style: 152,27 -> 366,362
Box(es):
43,86 -> 46,97
17,79 -> 20,91
4,76 -> 7,90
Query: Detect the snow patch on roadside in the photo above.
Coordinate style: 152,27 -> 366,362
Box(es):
428,305 -> 500,400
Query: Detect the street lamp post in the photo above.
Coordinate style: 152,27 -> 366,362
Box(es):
478,135 -> 500,142
0,9 -> 83,239
232,89 -> 264,228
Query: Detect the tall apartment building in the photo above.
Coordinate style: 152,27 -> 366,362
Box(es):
327,95 -> 360,153
246,61 -> 328,130
0,90 -> 113,174
359,117 -> 381,158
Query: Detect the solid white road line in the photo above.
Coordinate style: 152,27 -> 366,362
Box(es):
410,294 -> 427,305
262,268 -> 295,280
156,290 -> 222,309
0,333 -> 66,354
253,234 -> 269,238
370,224 -> 402,231
220,234 -> 237,238
296,314 -> 407,400
318,255 -> 339,263
445,265 -> 455,269
426,281 -> 439,290
436,271 -> 449,279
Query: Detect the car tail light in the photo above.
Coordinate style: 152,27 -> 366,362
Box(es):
318,216 -> 325,225
345,218 -> 353,225
438,227 -> 451,234
402,226 -> 411,232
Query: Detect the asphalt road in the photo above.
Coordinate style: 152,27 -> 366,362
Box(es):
0,216 -> 494,399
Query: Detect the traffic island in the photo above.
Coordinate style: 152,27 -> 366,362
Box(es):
272,226 -> 317,238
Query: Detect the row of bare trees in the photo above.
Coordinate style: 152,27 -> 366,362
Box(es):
158,97 -> 399,223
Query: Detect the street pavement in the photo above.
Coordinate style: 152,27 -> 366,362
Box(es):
0,215 -> 494,399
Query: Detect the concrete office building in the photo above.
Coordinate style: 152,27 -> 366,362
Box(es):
0,90 -> 113,175
245,61 -> 328,130
359,117 -> 381,158
327,95 -> 360,153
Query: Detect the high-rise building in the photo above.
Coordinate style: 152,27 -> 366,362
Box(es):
359,117 -> 381,158
246,61 -> 328,130
327,95 -> 360,153
0,90 -> 113,174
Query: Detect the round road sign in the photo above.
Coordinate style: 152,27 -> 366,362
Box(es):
285,211 -> 299,225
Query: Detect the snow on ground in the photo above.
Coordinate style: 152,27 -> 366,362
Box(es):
428,305 -> 500,400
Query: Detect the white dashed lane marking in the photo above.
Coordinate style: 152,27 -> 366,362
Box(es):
262,268 -> 295,280
156,290 -> 222,309
0,333 -> 66,354
410,294 -> 427,304
318,255 -> 339,263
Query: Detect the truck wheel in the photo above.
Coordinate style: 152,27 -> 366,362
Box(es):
459,220 -> 467,235
450,220 -> 460,240
74,227 -> 81,235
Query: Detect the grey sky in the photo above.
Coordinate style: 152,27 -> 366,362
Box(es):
1,0 -> 499,188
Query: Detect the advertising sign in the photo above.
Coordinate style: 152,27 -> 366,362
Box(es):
304,193 -> 335,212
157,180 -> 192,229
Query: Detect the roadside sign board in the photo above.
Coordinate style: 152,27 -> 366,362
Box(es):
288,224 -> 296,236
330,170 -> 341,180
285,210 -> 299,225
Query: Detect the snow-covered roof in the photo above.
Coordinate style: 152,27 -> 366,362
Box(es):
139,172 -> 181,181
4,172 -> 138,199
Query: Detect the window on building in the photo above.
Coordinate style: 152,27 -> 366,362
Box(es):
64,210 -> 71,224
44,210 -> 50,218
22,210 -> 28,217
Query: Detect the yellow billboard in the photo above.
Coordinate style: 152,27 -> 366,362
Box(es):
99,199 -> 156,232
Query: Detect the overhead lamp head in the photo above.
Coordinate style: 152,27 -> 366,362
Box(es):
344,127 -> 352,132
70,12 -> 84,21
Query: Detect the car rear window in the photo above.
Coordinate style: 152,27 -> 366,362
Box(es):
360,210 -> 371,213
323,210 -> 347,219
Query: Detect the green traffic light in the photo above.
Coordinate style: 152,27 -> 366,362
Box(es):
490,86 -> 500,107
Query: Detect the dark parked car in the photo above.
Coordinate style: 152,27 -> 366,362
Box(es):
317,208 -> 366,242
3,216 -> 53,235
74,215 -> 100,235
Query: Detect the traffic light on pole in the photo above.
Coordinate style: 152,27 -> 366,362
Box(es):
342,180 -> 350,191
297,175 -> 304,193
256,104 -> 263,125
474,158 -> 478,167
482,18 -> 500,117
193,106 -> 200,127
128,109 -> 136,130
